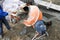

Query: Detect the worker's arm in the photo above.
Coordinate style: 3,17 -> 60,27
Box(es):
23,9 -> 39,27
23,20 -> 31,27
0,10 -> 8,16
2,12 -> 8,16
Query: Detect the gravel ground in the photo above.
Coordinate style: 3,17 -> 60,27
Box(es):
0,0 -> 60,40
0,17 -> 60,40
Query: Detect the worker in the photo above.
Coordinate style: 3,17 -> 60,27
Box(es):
21,2 -> 50,40
0,6 -> 12,38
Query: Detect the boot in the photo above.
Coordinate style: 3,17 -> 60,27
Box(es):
0,35 -> 2,39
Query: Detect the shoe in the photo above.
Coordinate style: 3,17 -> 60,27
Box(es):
9,28 -> 13,31
45,32 -> 49,36
9,28 -> 14,32
0,35 -> 2,39
9,28 -> 15,33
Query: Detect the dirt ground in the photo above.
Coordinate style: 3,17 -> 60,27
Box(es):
0,1 -> 60,39
0,7 -> 60,40
0,0 -> 60,40
0,15 -> 60,40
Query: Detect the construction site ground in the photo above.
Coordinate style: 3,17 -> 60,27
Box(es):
0,5 -> 60,40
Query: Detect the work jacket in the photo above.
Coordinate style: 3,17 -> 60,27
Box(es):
23,5 -> 43,26
0,6 -> 8,19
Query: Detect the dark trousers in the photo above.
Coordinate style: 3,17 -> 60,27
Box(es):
0,19 -> 3,35
0,17 -> 11,35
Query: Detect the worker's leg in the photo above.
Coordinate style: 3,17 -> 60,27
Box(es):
33,20 -> 47,39
0,20 -> 3,38
34,20 -> 46,35
32,20 -> 43,40
2,17 -> 11,30
32,31 -> 39,40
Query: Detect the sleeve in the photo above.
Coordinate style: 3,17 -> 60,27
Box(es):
2,12 -> 8,16
23,11 -> 36,26
26,15 -> 35,22
0,12 -> 8,16
23,7 -> 39,26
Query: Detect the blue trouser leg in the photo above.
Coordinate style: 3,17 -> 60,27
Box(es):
34,20 -> 46,35
2,17 -> 11,30
0,20 -> 3,35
